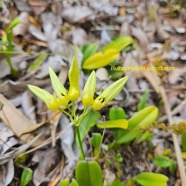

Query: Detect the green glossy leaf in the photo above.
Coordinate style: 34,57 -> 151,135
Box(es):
109,107 -> 126,120
97,119 -> 128,130
82,49 -> 119,69
136,131 -> 152,143
137,90 -> 149,111
76,161 -> 102,186
79,110 -> 101,141
28,52 -> 48,72
129,106 -> 158,129
91,133 -> 102,149
108,68 -> 123,80
77,110 -> 100,159
6,18 -> 21,32
59,179 -> 69,186
70,179 -> 79,186
153,156 -> 176,173
135,172 -> 168,186
20,168 -> 33,186
116,106 -> 158,144
15,153 -> 28,165
110,179 -> 126,186
102,36 -> 133,52
115,153 -> 123,163
82,43 -> 98,64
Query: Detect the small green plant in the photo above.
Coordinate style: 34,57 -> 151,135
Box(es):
1,17 -> 20,77
59,178 -> 79,186
135,172 -> 168,186
113,106 -> 159,144
82,36 -> 133,69
28,56 -> 128,184
76,160 -> 102,186
137,90 -> 149,111
20,168 -> 33,186
153,155 -> 176,173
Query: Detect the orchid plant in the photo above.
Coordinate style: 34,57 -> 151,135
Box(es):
28,57 -> 128,159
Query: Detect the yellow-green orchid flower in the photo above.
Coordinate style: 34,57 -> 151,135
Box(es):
28,85 -> 60,110
67,57 -> 80,101
82,71 -> 96,106
92,76 -> 128,110
48,67 -> 68,106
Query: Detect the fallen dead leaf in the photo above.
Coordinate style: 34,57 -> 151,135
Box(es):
13,12 -> 29,36
62,6 -> 94,23
33,148 -> 59,186
28,0 -> 51,15
0,94 -> 43,146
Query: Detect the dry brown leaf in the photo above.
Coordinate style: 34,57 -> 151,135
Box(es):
13,12 -> 29,36
0,94 -> 42,146
28,0 -> 51,15
130,26 -> 149,48
141,68 -> 161,93
33,148 -> 59,186
62,6 -> 94,23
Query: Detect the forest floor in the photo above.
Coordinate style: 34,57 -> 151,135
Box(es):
0,0 -> 186,186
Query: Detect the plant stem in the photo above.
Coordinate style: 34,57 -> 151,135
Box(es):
6,54 -> 18,77
58,108 -> 73,121
76,125 -> 85,159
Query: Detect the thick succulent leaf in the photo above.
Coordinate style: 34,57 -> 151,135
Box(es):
91,133 -> 102,149
20,168 -> 33,186
116,106 -> 158,144
82,49 -> 119,69
101,36 -> 133,52
128,106 -> 158,128
109,107 -> 126,120
76,161 -> 102,186
97,119 -> 128,130
135,172 -> 168,186
59,179 -> 69,186
70,179 -> 79,186
79,110 -> 101,141
82,43 -> 98,63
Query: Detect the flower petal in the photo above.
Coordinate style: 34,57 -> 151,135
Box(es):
67,57 -> 80,101
28,84 -> 59,110
92,76 -> 128,110
82,71 -> 96,106
49,67 -> 67,97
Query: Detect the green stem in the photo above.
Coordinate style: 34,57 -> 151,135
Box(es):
77,106 -> 88,126
6,54 -> 18,77
71,101 -> 76,120
58,108 -> 73,122
76,125 -> 85,159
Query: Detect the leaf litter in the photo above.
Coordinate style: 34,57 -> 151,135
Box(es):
0,0 -> 186,185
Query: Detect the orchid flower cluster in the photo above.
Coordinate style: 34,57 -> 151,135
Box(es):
28,57 -> 128,124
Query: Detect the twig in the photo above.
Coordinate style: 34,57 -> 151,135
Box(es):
160,86 -> 186,186
158,99 -> 186,122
